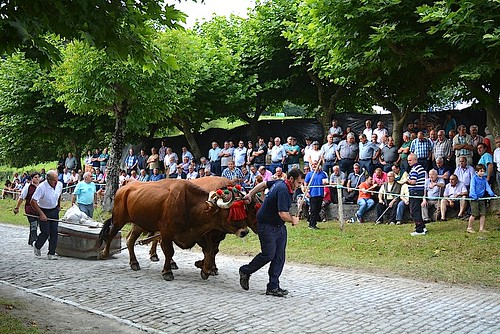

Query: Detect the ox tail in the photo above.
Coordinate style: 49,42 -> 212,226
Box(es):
98,218 -> 112,247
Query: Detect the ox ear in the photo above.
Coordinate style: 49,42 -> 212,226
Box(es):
204,201 -> 219,214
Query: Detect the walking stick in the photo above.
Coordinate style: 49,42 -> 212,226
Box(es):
375,195 -> 400,224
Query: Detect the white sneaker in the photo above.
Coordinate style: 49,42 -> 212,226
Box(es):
410,231 -> 426,236
47,254 -> 58,260
34,247 -> 41,257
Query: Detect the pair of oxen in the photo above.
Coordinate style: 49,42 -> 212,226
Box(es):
98,177 -> 259,281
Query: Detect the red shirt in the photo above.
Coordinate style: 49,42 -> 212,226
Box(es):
358,181 -> 372,200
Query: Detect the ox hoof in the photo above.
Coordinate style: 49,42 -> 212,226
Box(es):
162,272 -> 174,281
200,270 -> 210,280
212,268 -> 219,276
194,260 -> 203,269
130,263 -> 141,271
97,252 -> 107,260
150,254 -> 159,262
170,261 -> 179,270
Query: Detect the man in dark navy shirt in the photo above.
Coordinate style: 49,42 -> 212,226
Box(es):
239,168 -> 304,297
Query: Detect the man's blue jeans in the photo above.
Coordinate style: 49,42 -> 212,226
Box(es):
240,223 -> 287,291
357,198 -> 375,218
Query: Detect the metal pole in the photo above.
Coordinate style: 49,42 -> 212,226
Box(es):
338,185 -> 345,230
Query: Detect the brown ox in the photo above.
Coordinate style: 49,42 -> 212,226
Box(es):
98,179 -> 251,281
135,177 -> 259,279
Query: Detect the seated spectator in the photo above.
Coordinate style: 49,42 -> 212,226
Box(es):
350,175 -> 377,223
329,165 -> 346,204
138,169 -> 150,182
258,165 -> 273,182
197,168 -> 206,178
246,165 -> 260,187
62,167 -> 72,192
119,170 -> 128,186
1,180 -> 13,199
440,174 -> 468,220
67,170 -> 80,193
174,166 -> 187,179
96,169 -> 106,190
343,163 -> 365,204
186,165 -> 198,180
421,169 -> 445,222
392,164 -> 408,185
372,167 -> 387,191
150,168 -> 166,181
178,156 -> 190,174
222,160 -> 244,183
166,156 -> 177,178
454,156 -> 475,190
376,172 -> 401,224
129,169 -> 139,181
272,167 -> 287,181
396,183 -> 410,225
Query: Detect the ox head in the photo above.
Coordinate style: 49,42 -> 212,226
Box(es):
206,185 -> 251,238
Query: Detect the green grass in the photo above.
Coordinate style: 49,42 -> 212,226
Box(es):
1,197 -> 498,288
220,217 -> 500,288
0,299 -> 44,334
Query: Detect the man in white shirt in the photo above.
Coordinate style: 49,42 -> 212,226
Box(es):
373,121 -> 389,145
440,174 -> 468,220
233,140 -> 248,169
31,170 -> 63,260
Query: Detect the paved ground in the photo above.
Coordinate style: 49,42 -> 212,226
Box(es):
1,223 -> 499,333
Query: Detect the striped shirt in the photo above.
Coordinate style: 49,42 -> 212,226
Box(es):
408,164 -> 426,191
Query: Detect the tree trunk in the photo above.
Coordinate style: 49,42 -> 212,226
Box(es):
179,119 -> 202,159
239,92 -> 265,143
466,80 -> 500,136
102,100 -> 128,212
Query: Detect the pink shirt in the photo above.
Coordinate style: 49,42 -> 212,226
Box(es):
372,172 -> 388,186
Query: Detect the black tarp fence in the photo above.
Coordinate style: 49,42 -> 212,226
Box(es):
130,108 -> 486,160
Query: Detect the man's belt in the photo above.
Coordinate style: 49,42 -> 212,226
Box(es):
272,161 -> 282,163
359,158 -> 371,161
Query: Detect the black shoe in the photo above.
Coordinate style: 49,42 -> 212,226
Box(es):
239,269 -> 250,290
266,288 -> 285,297
277,287 -> 289,295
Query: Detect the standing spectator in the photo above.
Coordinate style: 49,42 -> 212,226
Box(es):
233,140 -> 248,170
373,121 -> 389,145
467,164 -> 496,233
285,137 -> 300,171
362,119 -> 373,139
421,169 -> 445,222
208,141 -> 222,176
410,131 -> 433,171
477,143 -> 494,184
398,132 -> 412,172
376,172 -> 401,224
137,148 -> 149,172
406,154 -> 427,236
98,148 -> 109,174
328,119 -> 343,144
246,140 -> 254,168
238,168 -> 304,297
302,137 -> 313,168
454,156 -> 475,190
158,140 -> 167,172
320,134 -> 338,175
308,141 -> 322,166
469,125 -> 484,166
494,136 -> 500,190
440,174 -> 468,220
219,141 -> 234,172
428,129 -> 438,146
379,136 -> 399,173
432,130 -> 453,169
124,148 -> 138,175
269,137 -> 286,174
483,128 -> 494,153
13,172 -> 41,246
344,163 -> 365,203
452,125 -> 473,167
443,111 -> 457,134
67,170 -> 80,193
61,167 -> 72,192
65,152 -> 77,171
351,175 -> 377,223
336,133 -> 358,176
164,147 -> 179,167
57,154 -> 65,174
358,134 -> 379,175
181,146 -> 194,163
91,149 -> 101,170
304,161 -> 328,229
31,170 -> 63,260
147,147 -> 159,174
252,137 -> 267,169
72,172 -> 97,218
84,149 -> 93,173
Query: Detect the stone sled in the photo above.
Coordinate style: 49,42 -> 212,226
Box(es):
56,222 -> 121,260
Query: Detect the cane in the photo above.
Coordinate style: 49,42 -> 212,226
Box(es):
375,195 -> 400,224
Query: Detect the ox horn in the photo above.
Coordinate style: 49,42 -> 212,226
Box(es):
216,191 -> 235,209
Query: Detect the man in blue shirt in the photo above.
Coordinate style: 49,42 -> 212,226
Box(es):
239,168 -> 304,297
304,161 -> 328,229
72,172 -> 97,218
208,141 -> 222,176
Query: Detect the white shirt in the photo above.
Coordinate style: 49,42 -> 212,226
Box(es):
31,180 -> 63,209
363,128 -> 373,139
373,128 -> 389,144
494,147 -> 500,172
233,147 -> 247,166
